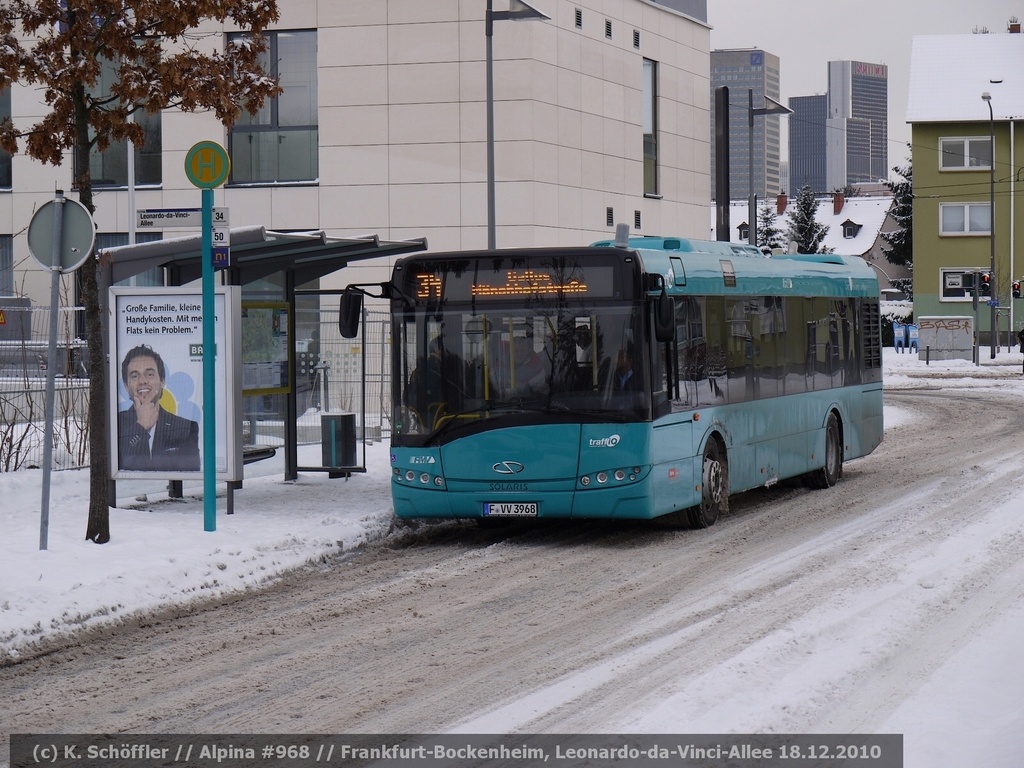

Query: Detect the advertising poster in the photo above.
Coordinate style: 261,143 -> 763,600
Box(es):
109,287 -> 240,480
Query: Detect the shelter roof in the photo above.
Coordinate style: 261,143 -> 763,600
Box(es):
103,226 -> 427,286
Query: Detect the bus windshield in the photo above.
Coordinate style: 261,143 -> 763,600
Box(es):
391,251 -> 648,444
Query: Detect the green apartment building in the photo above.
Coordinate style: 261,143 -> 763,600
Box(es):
907,32 -> 1024,344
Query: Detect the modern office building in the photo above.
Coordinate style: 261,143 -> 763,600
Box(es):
788,94 -> 827,195
826,60 -> 888,190
2,0 -> 713,309
709,48 -> 782,201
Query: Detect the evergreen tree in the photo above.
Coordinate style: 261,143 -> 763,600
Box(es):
882,154 -> 913,268
756,200 -> 785,251
0,1 -> 281,543
787,184 -> 829,254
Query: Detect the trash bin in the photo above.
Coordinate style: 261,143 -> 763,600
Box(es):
321,413 -> 356,467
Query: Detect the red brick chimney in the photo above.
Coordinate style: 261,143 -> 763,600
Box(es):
776,193 -> 788,214
833,192 -> 845,215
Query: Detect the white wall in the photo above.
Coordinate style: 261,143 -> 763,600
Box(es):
5,0 -> 712,304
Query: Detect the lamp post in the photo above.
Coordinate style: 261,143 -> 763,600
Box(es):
982,91 -> 996,358
747,90 -> 792,247
486,0 -> 550,250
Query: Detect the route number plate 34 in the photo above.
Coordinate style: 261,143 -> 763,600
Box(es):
483,502 -> 538,517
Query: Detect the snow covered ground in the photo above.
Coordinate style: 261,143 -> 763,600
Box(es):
2,346 -> 1023,767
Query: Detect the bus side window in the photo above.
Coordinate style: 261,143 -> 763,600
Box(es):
652,332 -> 671,418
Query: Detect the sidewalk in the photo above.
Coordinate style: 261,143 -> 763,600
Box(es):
884,346 -> 1024,385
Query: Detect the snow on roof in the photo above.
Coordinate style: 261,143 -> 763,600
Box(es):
708,196 -> 893,256
907,34 -> 1024,124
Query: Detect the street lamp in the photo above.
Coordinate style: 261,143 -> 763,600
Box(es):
486,0 -> 550,250
747,90 -> 792,247
982,91 -> 996,358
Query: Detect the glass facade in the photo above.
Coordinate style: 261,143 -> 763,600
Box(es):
710,49 -> 783,200
643,59 -> 659,196
229,30 -> 319,184
0,89 -> 11,189
88,59 -> 162,187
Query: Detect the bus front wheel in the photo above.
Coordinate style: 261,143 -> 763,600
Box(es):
689,438 -> 727,528
806,412 -> 843,489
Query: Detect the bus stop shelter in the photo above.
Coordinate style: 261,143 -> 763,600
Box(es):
101,226 -> 425,500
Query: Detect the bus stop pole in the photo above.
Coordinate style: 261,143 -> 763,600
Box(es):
202,188 -> 216,531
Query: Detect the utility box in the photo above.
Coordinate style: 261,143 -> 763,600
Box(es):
321,412 -> 356,468
917,316 -> 973,361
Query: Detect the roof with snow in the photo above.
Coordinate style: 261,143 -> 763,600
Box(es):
708,195 -> 893,257
907,34 -> 1024,124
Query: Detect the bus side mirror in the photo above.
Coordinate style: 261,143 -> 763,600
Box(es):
339,287 -> 363,339
654,288 -> 675,343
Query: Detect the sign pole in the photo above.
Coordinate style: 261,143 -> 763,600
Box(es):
184,140 -> 230,532
202,187 -> 216,531
27,190 -> 94,551
38,192 -> 66,550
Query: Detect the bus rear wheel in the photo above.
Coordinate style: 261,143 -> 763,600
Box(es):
806,412 -> 843,489
689,438 -> 727,528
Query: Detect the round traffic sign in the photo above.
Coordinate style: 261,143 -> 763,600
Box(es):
27,197 -> 95,272
184,141 -> 231,188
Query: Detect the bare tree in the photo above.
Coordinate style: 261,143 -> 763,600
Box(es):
0,1 -> 281,543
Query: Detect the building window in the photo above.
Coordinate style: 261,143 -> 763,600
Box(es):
940,202 -> 991,235
0,89 -> 11,189
229,29 -> 318,184
939,268 -> 977,301
87,59 -> 162,187
842,220 -> 862,239
643,59 -> 659,196
0,235 -> 12,295
939,137 -> 992,170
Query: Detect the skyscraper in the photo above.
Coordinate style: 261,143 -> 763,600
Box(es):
788,94 -> 827,195
826,61 -> 888,189
710,48 -> 782,202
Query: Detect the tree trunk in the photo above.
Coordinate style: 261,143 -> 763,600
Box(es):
71,81 -> 111,544
81,252 -> 110,543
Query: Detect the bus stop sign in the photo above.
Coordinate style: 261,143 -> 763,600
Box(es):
184,141 -> 230,189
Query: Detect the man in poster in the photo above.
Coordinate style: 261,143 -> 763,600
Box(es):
118,345 -> 200,472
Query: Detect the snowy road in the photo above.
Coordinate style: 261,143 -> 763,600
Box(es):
2,387 -> 1023,758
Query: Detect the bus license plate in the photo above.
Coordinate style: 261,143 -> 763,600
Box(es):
483,502 -> 538,517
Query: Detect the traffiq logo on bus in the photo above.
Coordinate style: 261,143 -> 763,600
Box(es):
589,434 -> 621,447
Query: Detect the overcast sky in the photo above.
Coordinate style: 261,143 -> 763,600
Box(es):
708,0 -> 1015,170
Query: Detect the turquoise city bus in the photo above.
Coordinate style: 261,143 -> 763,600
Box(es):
340,234 -> 883,527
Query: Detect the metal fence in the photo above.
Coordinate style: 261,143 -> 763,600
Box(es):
0,303 -> 394,472
295,306 -> 392,442
0,304 -> 90,471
